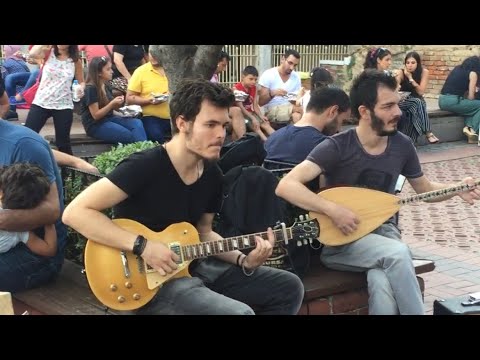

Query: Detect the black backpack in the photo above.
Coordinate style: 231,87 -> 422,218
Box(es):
218,133 -> 266,173
214,165 -> 318,278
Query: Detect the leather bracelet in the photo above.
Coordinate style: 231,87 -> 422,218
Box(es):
240,256 -> 255,277
132,235 -> 147,256
236,253 -> 244,267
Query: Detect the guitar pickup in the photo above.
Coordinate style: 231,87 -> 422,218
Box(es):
169,242 -> 183,264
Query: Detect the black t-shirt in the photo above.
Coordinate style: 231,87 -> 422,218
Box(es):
80,84 -> 114,134
106,146 -> 223,232
112,45 -> 146,78
441,67 -> 470,96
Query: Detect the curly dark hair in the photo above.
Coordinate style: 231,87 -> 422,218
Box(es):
0,163 -> 50,210
169,78 -> 235,134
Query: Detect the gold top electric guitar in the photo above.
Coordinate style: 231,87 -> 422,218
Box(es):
310,181 -> 479,247
84,217 -> 319,311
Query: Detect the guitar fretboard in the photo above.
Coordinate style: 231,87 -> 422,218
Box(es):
398,180 -> 480,205
181,228 -> 293,261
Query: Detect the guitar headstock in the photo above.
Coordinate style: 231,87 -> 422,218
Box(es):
291,215 -> 320,247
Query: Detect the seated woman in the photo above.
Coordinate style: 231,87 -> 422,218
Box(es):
395,51 -> 439,144
80,56 -> 147,144
438,56 -> 480,144
296,66 -> 334,112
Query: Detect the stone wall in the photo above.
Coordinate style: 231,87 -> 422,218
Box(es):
342,45 -> 480,99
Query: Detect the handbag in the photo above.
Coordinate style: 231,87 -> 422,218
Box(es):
23,48 -> 52,105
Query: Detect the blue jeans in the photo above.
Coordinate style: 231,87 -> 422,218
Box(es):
141,116 -> 171,143
0,242 -> 60,293
320,223 -> 424,315
88,116 -> 147,144
137,258 -> 304,315
4,70 -> 40,111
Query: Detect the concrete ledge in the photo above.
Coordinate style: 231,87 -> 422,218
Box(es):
417,113 -> 465,146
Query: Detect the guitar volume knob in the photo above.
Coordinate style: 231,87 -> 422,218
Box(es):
133,293 -> 141,300
110,284 -> 118,291
125,282 -> 132,289
117,296 -> 126,303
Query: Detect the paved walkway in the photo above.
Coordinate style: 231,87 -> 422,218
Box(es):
404,142 -> 480,314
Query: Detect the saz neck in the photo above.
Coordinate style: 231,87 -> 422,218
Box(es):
181,227 -> 292,261
399,180 -> 480,205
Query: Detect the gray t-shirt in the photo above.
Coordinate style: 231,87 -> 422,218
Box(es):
307,128 -> 423,194
0,208 -> 28,253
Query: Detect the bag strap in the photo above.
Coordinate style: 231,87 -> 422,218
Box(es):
104,45 -> 113,61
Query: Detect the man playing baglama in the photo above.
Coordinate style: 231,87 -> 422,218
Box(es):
276,70 -> 480,315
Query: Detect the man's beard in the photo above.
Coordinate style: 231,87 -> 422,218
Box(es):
323,118 -> 340,136
371,111 -> 398,137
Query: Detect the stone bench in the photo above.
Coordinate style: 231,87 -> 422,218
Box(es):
44,134 -> 115,160
298,258 -> 435,315
416,109 -> 465,146
12,260 -> 121,315
11,257 -> 434,315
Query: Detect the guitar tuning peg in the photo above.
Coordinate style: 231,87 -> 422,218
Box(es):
303,239 -> 308,245
294,217 -> 298,222
296,240 -> 302,247
299,215 -> 304,221
305,214 -> 310,220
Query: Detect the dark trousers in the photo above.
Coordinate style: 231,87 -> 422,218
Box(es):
25,104 -> 73,154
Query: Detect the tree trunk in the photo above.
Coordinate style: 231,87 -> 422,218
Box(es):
149,45 -> 224,94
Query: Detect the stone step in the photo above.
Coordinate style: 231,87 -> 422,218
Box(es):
417,110 -> 465,146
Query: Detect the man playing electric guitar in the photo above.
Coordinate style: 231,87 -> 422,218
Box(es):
63,78 -> 304,315
276,70 -> 480,315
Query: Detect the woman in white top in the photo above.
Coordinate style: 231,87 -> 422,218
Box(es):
24,45 -> 84,155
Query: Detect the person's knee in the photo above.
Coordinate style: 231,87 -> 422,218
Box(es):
230,303 -> 255,315
229,106 -> 242,118
386,242 -> 411,263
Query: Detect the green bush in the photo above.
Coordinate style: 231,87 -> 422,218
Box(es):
64,141 -> 159,265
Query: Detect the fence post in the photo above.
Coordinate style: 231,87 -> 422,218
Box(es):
257,45 -> 272,75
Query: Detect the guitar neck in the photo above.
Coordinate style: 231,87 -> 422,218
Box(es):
180,227 -> 293,261
399,179 -> 480,205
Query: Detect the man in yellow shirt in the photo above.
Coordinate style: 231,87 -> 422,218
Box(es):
127,50 -> 171,143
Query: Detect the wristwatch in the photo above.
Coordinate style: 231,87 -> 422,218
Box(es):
132,235 -> 147,256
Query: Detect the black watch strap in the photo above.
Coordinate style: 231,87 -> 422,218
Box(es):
132,235 -> 147,256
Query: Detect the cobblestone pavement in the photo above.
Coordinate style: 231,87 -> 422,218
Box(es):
401,143 -> 480,314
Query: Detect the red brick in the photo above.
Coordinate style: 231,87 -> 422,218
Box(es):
307,298 -> 331,315
331,288 -> 369,314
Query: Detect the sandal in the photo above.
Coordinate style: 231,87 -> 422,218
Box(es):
426,132 -> 439,144
463,126 -> 478,144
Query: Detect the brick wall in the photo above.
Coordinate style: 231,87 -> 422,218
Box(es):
346,45 -> 480,99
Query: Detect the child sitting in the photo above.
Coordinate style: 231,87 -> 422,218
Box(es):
233,66 -> 275,141
0,163 -> 57,256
